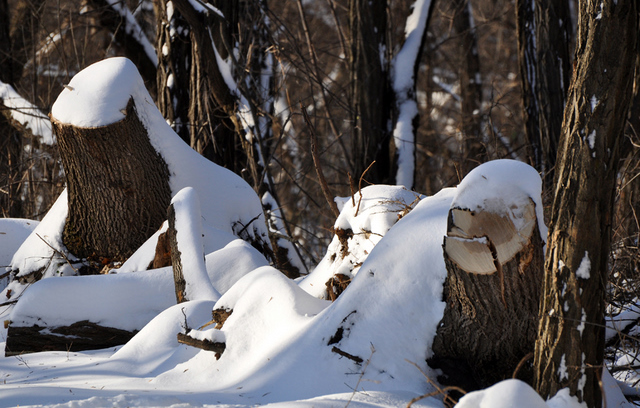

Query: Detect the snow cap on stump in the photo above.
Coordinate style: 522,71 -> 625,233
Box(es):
444,159 -> 546,274
52,57 -> 145,128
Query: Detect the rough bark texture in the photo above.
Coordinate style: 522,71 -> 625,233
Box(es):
534,0 -> 571,189
431,225 -> 544,391
430,196 -> 545,391
516,0 -> 571,192
533,0 -> 637,406
53,98 -> 171,267
516,0 -> 540,172
349,0 -> 393,184
155,0 -> 192,147
168,0 -> 243,164
156,0 -> 300,277
5,321 -> 136,356
167,203 -> 186,303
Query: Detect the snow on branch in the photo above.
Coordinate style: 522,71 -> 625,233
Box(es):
103,0 -> 158,67
0,81 -> 54,144
391,0 -> 433,188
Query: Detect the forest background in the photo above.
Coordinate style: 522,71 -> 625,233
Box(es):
1,0 -> 640,405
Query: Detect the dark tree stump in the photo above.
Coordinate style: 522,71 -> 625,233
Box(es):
52,98 -> 172,267
430,198 -> 544,392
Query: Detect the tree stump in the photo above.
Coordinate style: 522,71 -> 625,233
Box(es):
429,197 -> 544,392
52,98 -> 171,269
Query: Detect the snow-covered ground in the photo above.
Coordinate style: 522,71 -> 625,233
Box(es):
0,58 -> 634,408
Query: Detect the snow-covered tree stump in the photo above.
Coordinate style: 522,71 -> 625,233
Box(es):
52,98 -> 171,270
429,162 -> 545,392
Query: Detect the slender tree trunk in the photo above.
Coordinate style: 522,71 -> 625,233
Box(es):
349,0 -> 393,184
517,0 -> 571,192
533,1 -> 637,406
452,0 -> 486,176
52,99 -> 172,268
534,0 -> 571,189
516,0 -> 541,172
0,0 -> 21,218
390,0 -> 434,189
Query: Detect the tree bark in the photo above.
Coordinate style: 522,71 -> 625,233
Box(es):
157,0 -> 301,277
5,321 -> 136,356
452,0 -> 486,176
52,98 -> 171,268
349,0 -> 393,184
430,197 -> 545,391
534,0 -> 571,190
177,332 -> 225,356
516,0 -> 571,192
533,1 -> 637,406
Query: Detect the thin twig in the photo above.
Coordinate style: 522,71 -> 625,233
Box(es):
512,352 -> 534,379
406,386 -> 467,408
300,102 -> 341,219
405,359 -> 466,407
348,172 -> 356,207
345,344 -> 376,407
355,161 -> 375,217
36,233 -> 77,272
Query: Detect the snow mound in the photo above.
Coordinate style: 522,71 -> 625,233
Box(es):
299,184 -> 422,298
0,218 -> 38,271
456,379 -> 548,408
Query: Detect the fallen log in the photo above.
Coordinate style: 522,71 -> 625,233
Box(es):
5,321 -> 136,356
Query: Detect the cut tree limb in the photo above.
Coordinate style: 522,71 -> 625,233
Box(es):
177,332 -> 225,358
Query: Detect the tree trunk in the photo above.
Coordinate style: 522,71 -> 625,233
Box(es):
167,187 -> 219,303
158,0 -> 302,277
534,0 -> 571,190
452,0 -> 486,176
516,0 -> 541,173
390,0 -> 434,189
349,0 -> 393,184
430,194 -> 545,391
52,98 -> 172,269
156,0 -> 242,169
533,0 -> 637,406
516,0 -> 571,192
